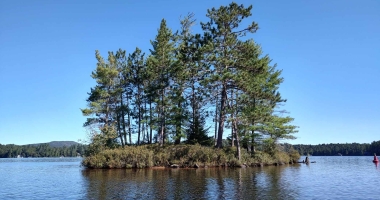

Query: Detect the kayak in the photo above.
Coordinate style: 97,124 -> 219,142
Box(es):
374,160 -> 379,163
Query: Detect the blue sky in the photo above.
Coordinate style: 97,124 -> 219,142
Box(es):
0,0 -> 379,145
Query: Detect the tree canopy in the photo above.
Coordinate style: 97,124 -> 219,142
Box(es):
81,2 -> 298,160
0,143 -> 87,158
293,141 -> 380,156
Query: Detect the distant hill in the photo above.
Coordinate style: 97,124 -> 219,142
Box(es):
29,141 -> 80,148
48,141 -> 80,148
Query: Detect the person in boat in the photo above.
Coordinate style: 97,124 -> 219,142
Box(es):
374,153 -> 378,161
305,156 -> 309,163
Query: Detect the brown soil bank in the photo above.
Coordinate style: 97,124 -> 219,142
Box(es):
82,144 -> 300,169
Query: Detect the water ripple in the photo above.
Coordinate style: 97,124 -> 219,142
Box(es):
1,157 -> 380,199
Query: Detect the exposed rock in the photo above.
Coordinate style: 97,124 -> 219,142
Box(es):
194,164 -> 199,168
238,164 -> 246,168
171,164 -> 180,168
278,162 -> 285,165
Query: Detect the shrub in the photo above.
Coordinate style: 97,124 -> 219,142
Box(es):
253,151 -> 275,164
288,149 -> 301,163
274,151 -> 290,164
82,144 -> 300,168
82,146 -> 153,169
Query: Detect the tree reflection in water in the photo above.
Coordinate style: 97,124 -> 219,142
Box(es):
81,165 -> 303,199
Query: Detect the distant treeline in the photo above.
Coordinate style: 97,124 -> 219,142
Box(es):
293,140 -> 380,156
0,143 -> 87,158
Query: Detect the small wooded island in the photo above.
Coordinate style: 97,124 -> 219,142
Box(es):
81,2 -> 301,169
82,143 -> 301,169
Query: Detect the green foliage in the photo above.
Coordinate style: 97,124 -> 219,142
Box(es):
253,151 -> 275,164
81,2 -> 299,161
262,138 -> 276,156
0,143 -> 87,158
148,144 -> 228,167
369,140 -> 380,155
186,115 -> 213,146
201,2 -> 262,149
82,144 -> 301,168
147,19 -> 177,145
274,151 -> 291,164
81,50 -> 121,148
82,146 -> 154,168
293,142 -> 379,156
288,149 -> 301,163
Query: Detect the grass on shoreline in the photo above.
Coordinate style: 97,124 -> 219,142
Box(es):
82,144 -> 300,169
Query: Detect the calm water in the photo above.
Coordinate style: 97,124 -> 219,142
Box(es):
0,156 -> 379,199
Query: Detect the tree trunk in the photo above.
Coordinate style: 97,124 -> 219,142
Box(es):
250,99 -> 256,153
251,130 -> 255,153
216,83 -> 227,148
144,100 -> 148,143
125,90 -> 132,145
149,101 -> 153,144
233,119 -> 241,161
120,92 -> 127,146
231,126 -> 234,147
230,89 -> 234,147
214,95 -> 218,146
117,113 -> 124,147
175,86 -> 184,145
137,85 -> 142,144
160,89 -> 165,146
137,106 -> 141,145
127,111 -> 132,145
175,100 -> 181,145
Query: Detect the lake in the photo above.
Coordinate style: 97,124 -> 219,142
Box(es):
0,156 -> 379,199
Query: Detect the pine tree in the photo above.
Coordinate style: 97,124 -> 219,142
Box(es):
128,47 -> 146,144
114,49 -> 129,146
80,2 -> 298,159
147,19 -> 176,146
201,3 -> 259,148
81,50 -> 120,152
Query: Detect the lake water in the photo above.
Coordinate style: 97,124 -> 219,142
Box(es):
0,156 -> 379,199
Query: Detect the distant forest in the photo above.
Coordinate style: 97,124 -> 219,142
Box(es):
0,142 -> 87,158
293,140 -> 380,156
2,140 -> 379,158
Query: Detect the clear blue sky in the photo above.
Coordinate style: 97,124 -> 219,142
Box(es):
1,0 -> 379,145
